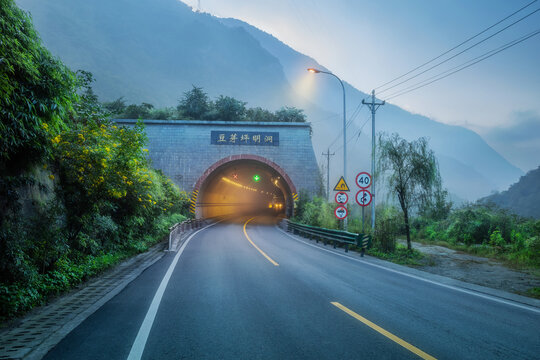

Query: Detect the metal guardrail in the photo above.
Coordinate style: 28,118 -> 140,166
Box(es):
285,220 -> 359,252
283,219 -> 372,255
168,218 -> 205,251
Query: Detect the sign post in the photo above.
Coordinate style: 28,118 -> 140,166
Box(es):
355,172 -> 372,233
333,177 -> 350,230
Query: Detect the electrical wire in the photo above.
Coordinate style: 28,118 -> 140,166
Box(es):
326,102 -> 365,149
377,6 -> 540,96
385,28 -> 540,100
374,0 -> 538,92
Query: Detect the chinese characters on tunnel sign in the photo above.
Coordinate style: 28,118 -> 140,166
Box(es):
211,131 -> 279,146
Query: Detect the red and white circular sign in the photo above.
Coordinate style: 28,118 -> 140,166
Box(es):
334,205 -> 348,219
335,191 -> 349,205
355,190 -> 372,207
355,172 -> 372,189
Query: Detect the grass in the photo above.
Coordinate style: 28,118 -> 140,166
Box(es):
365,244 -> 425,266
526,287 -> 540,299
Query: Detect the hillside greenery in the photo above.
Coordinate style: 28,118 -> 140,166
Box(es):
480,166 -> 540,219
104,86 -> 307,122
0,0 -> 189,321
294,136 -> 540,269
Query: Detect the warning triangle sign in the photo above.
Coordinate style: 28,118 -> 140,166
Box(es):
333,176 -> 350,192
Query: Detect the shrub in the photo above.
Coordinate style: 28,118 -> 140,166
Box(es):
374,207 -> 400,252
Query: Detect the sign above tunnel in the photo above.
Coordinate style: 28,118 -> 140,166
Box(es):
211,131 -> 279,146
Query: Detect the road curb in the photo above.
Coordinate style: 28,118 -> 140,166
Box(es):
276,226 -> 540,310
0,242 -> 167,360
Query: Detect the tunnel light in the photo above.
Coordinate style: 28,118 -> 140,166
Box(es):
252,174 -> 260,182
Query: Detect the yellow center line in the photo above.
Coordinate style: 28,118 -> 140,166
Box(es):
331,302 -> 437,360
243,217 -> 279,266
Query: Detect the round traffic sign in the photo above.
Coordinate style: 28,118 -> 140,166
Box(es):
335,191 -> 349,204
334,205 -> 348,219
355,172 -> 372,189
355,189 -> 372,207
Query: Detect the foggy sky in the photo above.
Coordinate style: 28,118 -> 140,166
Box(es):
180,0 -> 540,172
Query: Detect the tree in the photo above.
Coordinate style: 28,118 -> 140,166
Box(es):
103,97 -> 127,115
377,133 -> 440,250
0,0 -> 77,176
177,85 -> 209,119
71,70 -> 110,125
213,95 -> 246,121
275,107 -> 306,122
245,107 -> 276,122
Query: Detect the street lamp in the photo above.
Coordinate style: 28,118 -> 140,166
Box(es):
308,67 -> 347,230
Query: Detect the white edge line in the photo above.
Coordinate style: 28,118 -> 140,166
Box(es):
276,226 -> 540,315
127,221 -> 220,360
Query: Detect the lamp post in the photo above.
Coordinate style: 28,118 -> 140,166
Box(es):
308,67 -> 347,230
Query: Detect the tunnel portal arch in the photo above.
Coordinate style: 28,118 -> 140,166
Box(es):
193,154 -> 297,219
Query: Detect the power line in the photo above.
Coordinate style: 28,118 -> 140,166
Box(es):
378,6 -> 540,96
327,102 -> 366,149
384,28 -> 540,99
375,0 -> 539,93
385,28 -> 540,100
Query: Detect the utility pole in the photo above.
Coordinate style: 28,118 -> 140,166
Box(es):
362,90 -> 385,231
322,148 -> 335,201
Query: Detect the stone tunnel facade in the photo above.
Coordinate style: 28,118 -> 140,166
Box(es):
114,120 -> 320,216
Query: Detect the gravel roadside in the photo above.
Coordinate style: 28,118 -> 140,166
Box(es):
402,240 -> 540,298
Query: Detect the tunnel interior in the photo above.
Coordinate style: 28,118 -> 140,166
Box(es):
197,159 -> 293,219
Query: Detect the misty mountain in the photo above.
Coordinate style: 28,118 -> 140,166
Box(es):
481,166 -> 540,219
16,0 -> 523,200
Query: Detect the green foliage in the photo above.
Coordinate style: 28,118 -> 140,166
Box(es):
414,203 -> 540,268
373,206 -> 401,253
103,97 -> 127,115
0,2 -> 191,320
367,244 -> 424,266
377,133 -> 443,250
211,95 -> 246,121
481,165 -> 540,219
0,0 -> 77,175
177,85 -> 209,119
274,106 -> 306,122
245,107 -> 276,122
122,85 -> 308,123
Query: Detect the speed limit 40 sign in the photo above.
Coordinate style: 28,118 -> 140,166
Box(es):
356,172 -> 371,189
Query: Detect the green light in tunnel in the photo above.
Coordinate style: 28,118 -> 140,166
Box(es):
252,174 -> 260,182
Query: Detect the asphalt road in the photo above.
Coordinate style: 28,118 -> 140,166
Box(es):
43,216 -> 540,360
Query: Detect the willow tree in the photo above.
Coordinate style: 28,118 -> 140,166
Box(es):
377,133 -> 440,250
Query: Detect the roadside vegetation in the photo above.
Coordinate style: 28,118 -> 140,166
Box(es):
0,1 -> 189,321
104,86 -> 307,123
294,133 -> 540,270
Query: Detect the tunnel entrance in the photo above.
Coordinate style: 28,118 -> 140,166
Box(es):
194,155 -> 296,219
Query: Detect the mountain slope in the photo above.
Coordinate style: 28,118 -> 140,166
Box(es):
219,17 -> 523,199
481,166 -> 540,219
16,0 -> 523,200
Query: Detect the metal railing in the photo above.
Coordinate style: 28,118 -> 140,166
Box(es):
284,220 -> 359,252
168,218 -> 205,251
